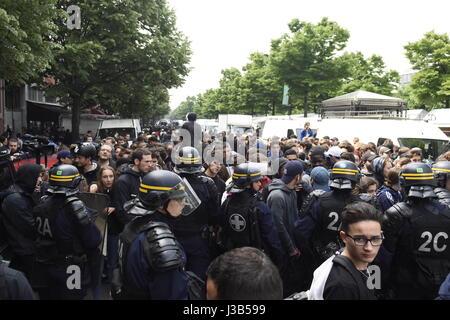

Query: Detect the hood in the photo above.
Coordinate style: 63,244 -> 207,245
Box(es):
16,163 -> 41,193
267,178 -> 292,193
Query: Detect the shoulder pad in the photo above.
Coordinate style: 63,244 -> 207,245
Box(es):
383,202 -> 411,235
142,221 -> 184,272
299,190 -> 324,218
64,196 -> 91,226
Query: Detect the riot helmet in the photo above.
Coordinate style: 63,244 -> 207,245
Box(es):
432,161 -> 450,188
138,170 -> 200,216
47,164 -> 82,196
329,160 -> 361,190
400,162 -> 436,199
173,146 -> 204,174
228,163 -> 263,193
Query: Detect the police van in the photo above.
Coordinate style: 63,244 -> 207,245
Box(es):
316,118 -> 450,161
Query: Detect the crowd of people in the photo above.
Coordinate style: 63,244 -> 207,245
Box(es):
0,112 -> 449,300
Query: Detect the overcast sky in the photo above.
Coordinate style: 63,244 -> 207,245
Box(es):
166,0 -> 450,110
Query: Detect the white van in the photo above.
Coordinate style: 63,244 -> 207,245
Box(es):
316,118 -> 450,161
96,119 -> 141,140
257,118 -> 320,140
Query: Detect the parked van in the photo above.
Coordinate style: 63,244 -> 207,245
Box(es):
96,119 -> 141,140
316,118 -> 450,161
257,118 -> 320,140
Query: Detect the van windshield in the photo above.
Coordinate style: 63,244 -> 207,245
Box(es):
98,128 -> 136,140
398,138 -> 450,161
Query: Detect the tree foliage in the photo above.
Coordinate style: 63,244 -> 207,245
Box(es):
44,0 -> 191,140
405,31 -> 450,108
0,0 -> 58,84
269,17 -> 350,116
339,52 -> 400,95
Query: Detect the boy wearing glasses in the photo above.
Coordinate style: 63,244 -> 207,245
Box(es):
308,202 -> 383,300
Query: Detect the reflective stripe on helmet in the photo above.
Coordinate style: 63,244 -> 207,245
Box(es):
140,184 -> 185,191
432,168 -> 450,172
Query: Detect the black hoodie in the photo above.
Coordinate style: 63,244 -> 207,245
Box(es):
112,165 -> 142,230
1,164 -> 41,256
16,164 -> 41,194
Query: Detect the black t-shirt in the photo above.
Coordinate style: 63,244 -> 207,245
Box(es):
323,256 -> 377,300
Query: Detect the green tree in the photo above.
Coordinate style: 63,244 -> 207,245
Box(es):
339,52 -> 400,95
0,0 -> 58,84
405,31 -> 450,108
241,53 -> 283,115
170,95 -> 200,119
395,84 -> 423,110
44,0 -> 191,140
269,17 -> 350,117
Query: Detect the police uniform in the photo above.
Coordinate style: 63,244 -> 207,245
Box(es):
113,170 -> 200,300
33,165 -> 101,300
171,147 -> 219,280
378,162 -> 450,299
295,161 -> 371,265
432,161 -> 450,207
220,163 -> 283,267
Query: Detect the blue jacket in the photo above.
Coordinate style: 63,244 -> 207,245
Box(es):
376,185 -> 403,212
300,128 -> 315,141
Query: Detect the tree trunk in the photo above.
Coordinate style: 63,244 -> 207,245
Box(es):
72,96 -> 82,143
446,99 -> 449,109
272,100 -> 275,115
303,94 -> 308,118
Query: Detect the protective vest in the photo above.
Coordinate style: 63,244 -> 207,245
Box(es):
312,191 -> 359,262
386,200 -> 450,299
113,213 -> 184,299
222,192 -> 262,251
33,196 -> 87,265
409,201 -> 450,297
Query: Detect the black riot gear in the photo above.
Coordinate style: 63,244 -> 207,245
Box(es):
138,170 -> 200,217
400,162 -> 436,199
173,147 -> 204,174
47,164 -> 82,196
432,161 -> 450,207
432,161 -> 450,187
228,163 -> 263,193
329,160 -> 361,190
382,198 -> 450,299
222,190 -> 262,251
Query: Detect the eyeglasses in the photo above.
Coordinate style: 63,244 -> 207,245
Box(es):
345,233 -> 384,246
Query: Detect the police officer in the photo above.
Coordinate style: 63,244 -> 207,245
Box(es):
295,161 -> 370,266
220,163 -> 283,267
171,146 -> 219,280
378,162 -> 450,299
113,170 -> 200,299
33,164 -> 101,300
432,161 -> 450,207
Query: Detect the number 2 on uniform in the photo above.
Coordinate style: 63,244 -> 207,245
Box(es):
327,212 -> 339,231
418,231 -> 448,253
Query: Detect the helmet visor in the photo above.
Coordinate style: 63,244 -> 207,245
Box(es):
168,178 -> 201,216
